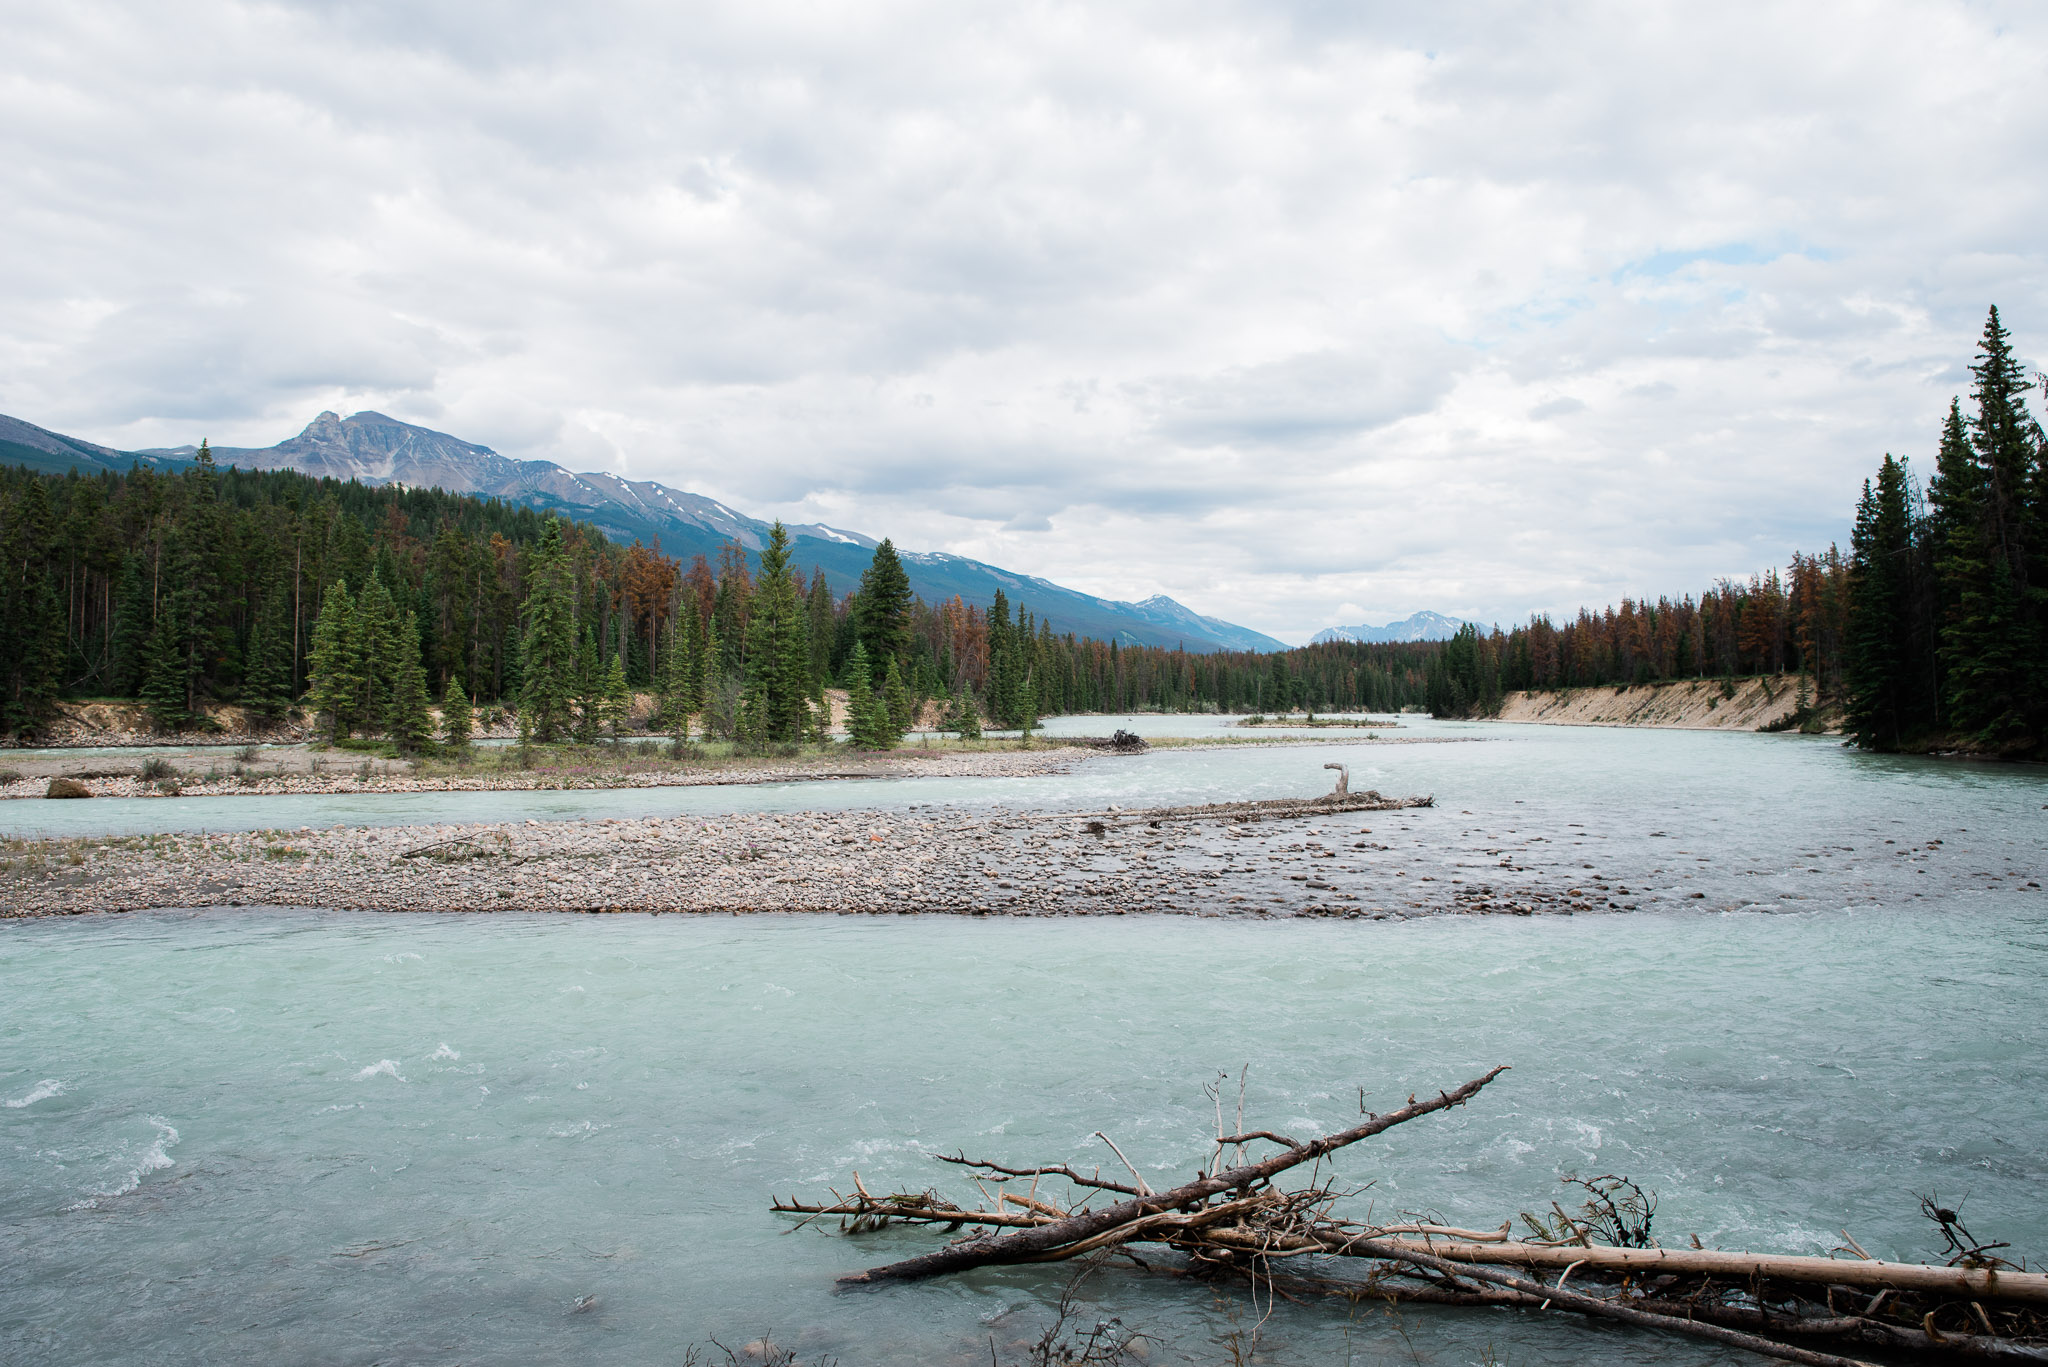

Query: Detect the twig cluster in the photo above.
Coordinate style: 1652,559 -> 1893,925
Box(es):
773,1067 -> 2048,1366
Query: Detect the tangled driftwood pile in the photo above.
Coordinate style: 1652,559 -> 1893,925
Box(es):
774,1068 -> 2048,1365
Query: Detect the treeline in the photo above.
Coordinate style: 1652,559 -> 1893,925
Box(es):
1424,556 -> 1852,719
1842,307 -> 2047,756
1427,306 -> 2046,760
0,451 -> 1440,743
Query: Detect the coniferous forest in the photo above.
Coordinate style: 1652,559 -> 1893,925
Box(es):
0,451 -> 1438,744
1,305 -> 2036,758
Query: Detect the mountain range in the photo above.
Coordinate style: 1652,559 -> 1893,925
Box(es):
1,408 -> 1287,654
1310,611 -> 1481,644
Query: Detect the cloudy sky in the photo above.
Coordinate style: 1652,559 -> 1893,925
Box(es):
6,2 -> 2046,641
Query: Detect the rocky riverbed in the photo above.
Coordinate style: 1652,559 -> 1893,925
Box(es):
2,799 -> 1638,920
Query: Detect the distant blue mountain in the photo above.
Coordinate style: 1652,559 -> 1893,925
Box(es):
2,408 -> 1288,654
1311,610 -> 1478,644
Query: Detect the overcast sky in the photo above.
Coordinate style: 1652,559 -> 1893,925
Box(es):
6,2 -> 2046,641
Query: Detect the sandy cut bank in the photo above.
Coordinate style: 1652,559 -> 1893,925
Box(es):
1494,676 -> 1837,732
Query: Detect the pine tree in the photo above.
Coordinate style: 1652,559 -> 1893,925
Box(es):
1934,308 -> 2043,747
1845,460 -> 1914,749
140,610 -> 189,731
244,583 -> 297,723
573,628 -> 602,744
882,657 -> 913,740
952,682 -> 983,740
1018,672 -> 1039,745
352,570 -> 405,736
108,552 -> 150,698
855,537 -> 913,682
387,611 -> 436,754
806,569 -> 836,681
441,672 -> 474,750
843,640 -> 887,748
0,478 -> 66,737
518,517 -> 578,742
307,578 -> 360,739
693,613 -> 716,717
660,616 -> 693,742
742,522 -> 811,743
600,653 -> 632,740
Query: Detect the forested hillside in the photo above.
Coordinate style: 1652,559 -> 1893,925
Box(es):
0,452 -> 1436,742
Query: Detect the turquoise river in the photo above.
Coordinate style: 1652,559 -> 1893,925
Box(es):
3,718 -> 2045,1364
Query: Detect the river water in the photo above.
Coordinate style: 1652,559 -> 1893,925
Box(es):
3,719 -> 2046,1364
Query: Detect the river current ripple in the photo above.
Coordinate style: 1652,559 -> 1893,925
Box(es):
2,718 -> 2045,1365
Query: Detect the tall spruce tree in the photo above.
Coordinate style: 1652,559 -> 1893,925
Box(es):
573,628 -> 602,744
742,523 -> 812,743
1934,307 -> 2042,747
855,537 -> 912,682
600,653 -> 631,741
518,517 -> 578,742
307,578 -> 360,739
140,610 -> 189,732
441,672 -> 473,751
107,552 -> 151,699
1845,459 -> 1914,749
387,611 -> 436,754
842,640 -> 888,748
0,478 -> 65,737
805,569 -> 836,681
243,583 -> 297,723
353,570 -> 404,735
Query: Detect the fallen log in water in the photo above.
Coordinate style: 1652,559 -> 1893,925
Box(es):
773,1067 -> 2048,1364
1364,1235 -> 2048,1305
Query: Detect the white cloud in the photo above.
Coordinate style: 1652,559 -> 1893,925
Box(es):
3,0 -> 2045,641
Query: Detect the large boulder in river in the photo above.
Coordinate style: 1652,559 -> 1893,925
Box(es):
45,777 -> 92,799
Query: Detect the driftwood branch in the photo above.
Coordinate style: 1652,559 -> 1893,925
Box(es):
834,1066 -> 1509,1285
776,1066 -> 2048,1363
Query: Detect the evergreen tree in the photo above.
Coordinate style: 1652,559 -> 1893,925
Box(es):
107,552 -> 150,698
1845,460 -> 1913,749
353,570 -> 404,735
140,610 -> 189,731
518,517 -> 578,742
659,616 -> 693,741
243,583 -> 297,723
307,578 -> 360,739
441,672 -> 474,750
881,657 -> 913,741
843,640 -> 889,748
600,653 -> 632,740
1934,308 -> 2044,747
573,628 -> 602,744
0,479 -> 65,737
950,682 -> 983,740
742,522 -> 812,743
805,569 -> 836,681
855,537 -> 913,681
693,613 -> 716,716
386,611 -> 436,754
1018,672 -> 1039,744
